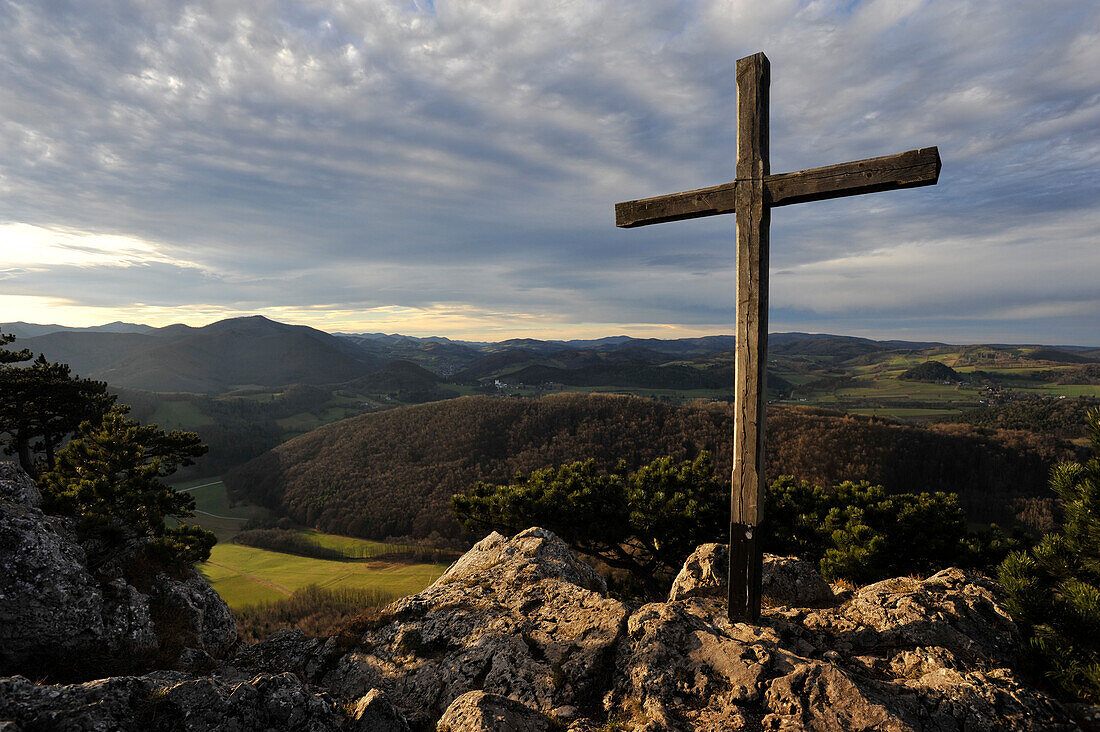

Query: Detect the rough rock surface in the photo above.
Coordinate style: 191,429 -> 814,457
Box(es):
313,527 -> 628,728
0,462 -> 40,506
0,462 -> 236,678
669,543 -> 835,607
0,672 -> 347,731
609,564 -> 1077,731
2,517 -> 1086,731
437,691 -> 555,732
348,688 -> 411,731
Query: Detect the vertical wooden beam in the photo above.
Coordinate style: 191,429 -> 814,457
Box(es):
729,52 -> 770,623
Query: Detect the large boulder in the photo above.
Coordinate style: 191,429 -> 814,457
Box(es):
0,463 -> 236,679
300,528 -> 627,728
437,691 -> 555,732
609,564 -> 1077,731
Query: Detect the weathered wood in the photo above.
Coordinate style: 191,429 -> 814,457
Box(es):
728,52 -> 770,623
730,175 -> 769,529
611,50 -> 939,624
767,147 -> 940,207
615,182 -> 735,228
614,148 -> 939,228
736,53 -> 769,181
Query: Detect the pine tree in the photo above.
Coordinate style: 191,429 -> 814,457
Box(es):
0,335 -> 115,475
999,408 -> 1100,701
0,332 -> 32,364
40,408 -> 215,565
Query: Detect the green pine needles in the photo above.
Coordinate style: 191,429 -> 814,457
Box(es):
454,454 -> 725,597
40,407 -> 216,565
454,451 -> 1016,598
999,408 -> 1100,702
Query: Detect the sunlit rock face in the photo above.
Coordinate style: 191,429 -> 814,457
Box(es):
0,511 -> 1085,730
234,527 -> 1079,731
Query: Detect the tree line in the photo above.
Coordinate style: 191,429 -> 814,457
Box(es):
225,394 -> 1083,542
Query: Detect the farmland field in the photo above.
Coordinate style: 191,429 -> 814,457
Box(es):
200,543 -> 446,608
174,478 -> 447,609
172,477 -> 270,542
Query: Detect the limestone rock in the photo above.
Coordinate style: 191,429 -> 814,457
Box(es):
1,520 -> 1084,731
437,691 -> 554,732
668,543 -> 835,607
609,547 -> 1077,731
0,462 -> 40,507
434,526 -> 607,594
761,554 -> 837,608
348,688 -> 411,732
794,568 -> 1022,669
291,528 -> 627,727
0,672 -> 346,731
0,463 -> 236,678
233,628 -> 342,682
0,494 -> 112,673
150,572 -> 239,659
607,598 -> 789,730
763,662 -> 912,731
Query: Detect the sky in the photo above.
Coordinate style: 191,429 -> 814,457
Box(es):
1,0 -> 1098,345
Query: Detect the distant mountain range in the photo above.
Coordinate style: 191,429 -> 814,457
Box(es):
1,321 -> 155,339
3,316 -> 1097,394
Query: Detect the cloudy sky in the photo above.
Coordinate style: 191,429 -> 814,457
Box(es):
1,0 -> 1098,344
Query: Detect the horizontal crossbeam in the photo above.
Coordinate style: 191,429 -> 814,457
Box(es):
615,147 -> 940,228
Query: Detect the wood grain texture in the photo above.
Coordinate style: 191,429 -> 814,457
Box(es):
731,176 -> 769,527
767,147 -> 940,207
735,53 -> 769,181
730,53 -> 769,529
614,147 -> 938,228
615,182 -> 735,228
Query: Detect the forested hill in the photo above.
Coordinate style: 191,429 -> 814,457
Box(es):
224,393 -> 1083,541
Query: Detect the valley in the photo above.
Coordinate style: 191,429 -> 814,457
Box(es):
7,315 -> 1098,622
172,477 -> 447,614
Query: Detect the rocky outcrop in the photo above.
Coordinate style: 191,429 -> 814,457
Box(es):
668,543 -> 836,607
0,462 -> 236,679
437,691 -> 556,732
0,672 -> 352,731
286,528 -> 628,728
1,512 -> 1086,730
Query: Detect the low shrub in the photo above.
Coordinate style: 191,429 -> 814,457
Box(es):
234,584 -> 396,642
232,529 -> 344,560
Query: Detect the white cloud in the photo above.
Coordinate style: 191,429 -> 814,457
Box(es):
0,0 -> 1097,342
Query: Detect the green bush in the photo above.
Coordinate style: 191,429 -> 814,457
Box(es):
454,452 -> 1009,596
765,477 -> 998,584
454,453 -> 725,597
998,409 -> 1100,702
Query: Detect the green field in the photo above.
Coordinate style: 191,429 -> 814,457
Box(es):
173,477 -> 271,542
150,400 -> 215,430
172,478 -> 446,609
200,543 -> 447,608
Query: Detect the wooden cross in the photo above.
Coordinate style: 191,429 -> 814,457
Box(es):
614,51 -> 940,622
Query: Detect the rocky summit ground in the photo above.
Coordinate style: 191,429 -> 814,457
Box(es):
0,463 -> 1093,730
